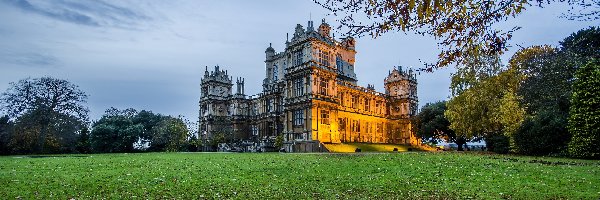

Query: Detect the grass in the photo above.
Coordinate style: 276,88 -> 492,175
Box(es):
324,143 -> 412,152
0,152 -> 599,199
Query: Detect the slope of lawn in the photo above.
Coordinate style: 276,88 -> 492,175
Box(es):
324,143 -> 413,152
0,152 -> 598,199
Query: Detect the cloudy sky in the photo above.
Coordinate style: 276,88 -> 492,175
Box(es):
0,0 -> 595,121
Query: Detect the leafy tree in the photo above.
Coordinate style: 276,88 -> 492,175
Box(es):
90,108 -> 194,153
507,45 -> 571,154
314,0 -> 598,69
511,46 -> 567,114
134,110 -> 164,141
414,101 -> 463,148
0,77 -> 88,153
510,28 -> 599,156
149,117 -> 189,152
514,109 -> 570,156
90,109 -> 143,153
568,60 -> 600,159
446,54 -> 525,153
561,26 -> 600,60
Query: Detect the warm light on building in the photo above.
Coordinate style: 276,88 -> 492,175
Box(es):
199,19 -> 418,152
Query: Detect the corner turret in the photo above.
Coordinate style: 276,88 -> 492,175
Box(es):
318,19 -> 331,38
265,43 -> 275,60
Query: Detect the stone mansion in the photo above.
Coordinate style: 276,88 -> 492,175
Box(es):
199,20 -> 418,152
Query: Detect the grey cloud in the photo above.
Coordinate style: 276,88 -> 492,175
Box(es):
0,50 -> 59,67
2,0 -> 150,28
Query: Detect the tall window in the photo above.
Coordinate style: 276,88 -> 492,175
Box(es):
273,65 -> 278,81
336,55 -> 343,72
267,99 -> 273,112
365,122 -> 372,134
364,98 -> 370,111
319,78 -> 328,95
251,125 -> 259,136
318,49 -> 330,67
338,118 -> 346,131
352,120 -> 360,132
294,78 -> 304,96
320,110 -> 330,125
351,96 -> 358,109
293,109 -> 304,126
293,50 -> 303,66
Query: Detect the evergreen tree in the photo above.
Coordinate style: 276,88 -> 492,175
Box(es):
568,60 -> 600,159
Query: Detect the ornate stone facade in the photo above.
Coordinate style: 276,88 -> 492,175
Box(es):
199,20 -> 418,152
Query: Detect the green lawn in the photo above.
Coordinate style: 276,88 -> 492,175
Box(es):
1,152 -> 598,199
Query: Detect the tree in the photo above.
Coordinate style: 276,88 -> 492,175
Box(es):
134,110 -> 164,141
414,101 -> 463,148
90,109 -> 143,153
445,56 -> 525,153
315,0 -> 598,69
0,77 -> 88,153
149,117 -> 189,152
507,45 -> 571,155
514,110 -> 570,156
90,108 -> 194,153
568,60 -> 600,159
509,28 -> 599,156
561,26 -> 600,60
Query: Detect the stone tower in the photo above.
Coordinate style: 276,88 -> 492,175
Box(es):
199,65 -> 233,142
384,66 -> 418,143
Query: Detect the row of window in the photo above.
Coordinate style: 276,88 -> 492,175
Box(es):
340,94 -> 383,113
335,117 -> 385,134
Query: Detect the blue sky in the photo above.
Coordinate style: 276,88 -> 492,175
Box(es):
0,0 -> 595,121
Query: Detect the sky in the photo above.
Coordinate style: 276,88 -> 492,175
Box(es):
0,0 -> 596,122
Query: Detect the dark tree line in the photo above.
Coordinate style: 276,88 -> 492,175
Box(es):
0,77 -> 201,155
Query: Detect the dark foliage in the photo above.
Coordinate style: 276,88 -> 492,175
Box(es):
514,109 -> 570,156
485,134 -> 510,154
568,60 -> 600,159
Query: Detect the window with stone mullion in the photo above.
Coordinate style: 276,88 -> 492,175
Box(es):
320,110 -> 330,125
295,78 -> 304,97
